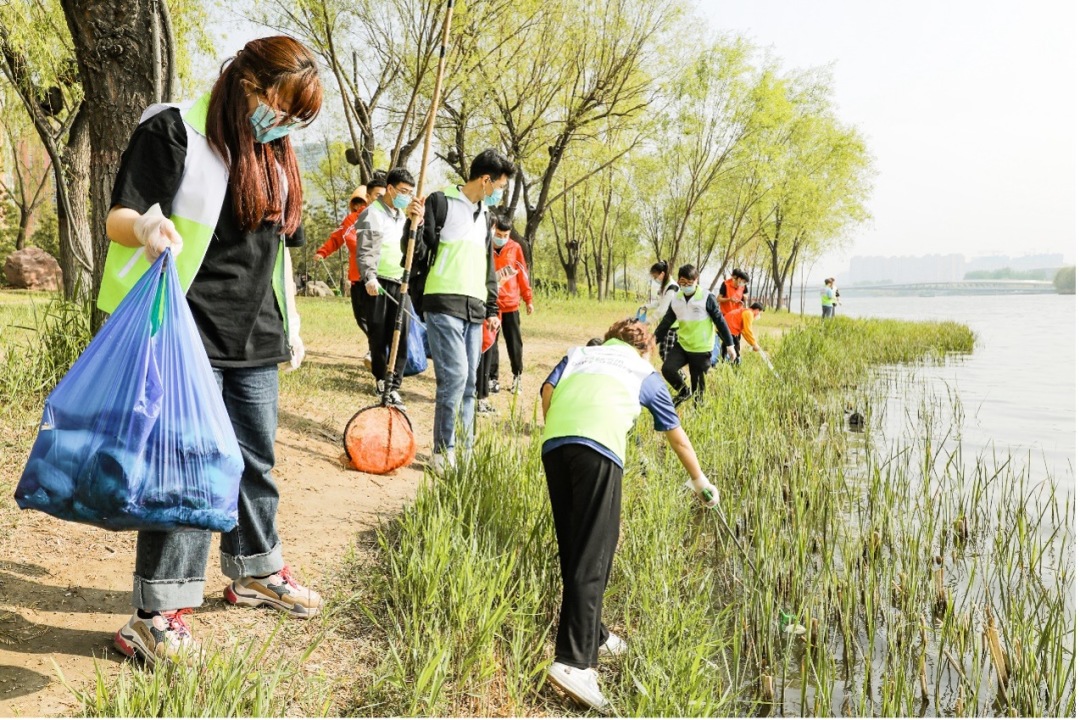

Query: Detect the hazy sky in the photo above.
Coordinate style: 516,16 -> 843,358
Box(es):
697,0 -> 1076,268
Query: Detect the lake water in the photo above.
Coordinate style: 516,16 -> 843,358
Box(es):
812,293 -> 1076,484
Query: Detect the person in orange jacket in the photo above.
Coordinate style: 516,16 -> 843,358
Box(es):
487,212 -> 534,395
724,301 -> 765,362
313,172 -> 386,343
717,268 -> 750,317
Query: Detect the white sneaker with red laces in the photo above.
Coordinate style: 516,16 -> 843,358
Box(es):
224,565 -> 322,618
114,609 -> 198,666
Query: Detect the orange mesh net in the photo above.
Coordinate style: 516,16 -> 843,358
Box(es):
343,405 -> 416,475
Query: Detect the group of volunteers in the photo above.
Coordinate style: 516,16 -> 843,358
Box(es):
645,260 -> 769,407
92,34 -> 761,714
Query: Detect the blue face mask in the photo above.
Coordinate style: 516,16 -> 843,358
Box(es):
391,192 -> 411,210
484,185 -> 504,207
250,102 -> 299,143
681,284 -> 697,297
493,234 -> 509,248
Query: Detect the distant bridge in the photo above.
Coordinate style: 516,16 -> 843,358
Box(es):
822,280 -> 1056,296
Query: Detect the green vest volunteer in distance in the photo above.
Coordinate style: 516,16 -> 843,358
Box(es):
538,320 -> 719,713
653,272 -> 735,406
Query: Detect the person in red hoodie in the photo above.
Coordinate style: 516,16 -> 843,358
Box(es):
488,212 -> 534,395
313,172 -> 386,346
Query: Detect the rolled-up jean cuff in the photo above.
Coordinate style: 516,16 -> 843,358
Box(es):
132,575 -> 207,611
220,542 -> 284,580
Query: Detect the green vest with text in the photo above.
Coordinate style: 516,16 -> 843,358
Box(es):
821,288 -> 834,307
673,286 -> 714,353
541,339 -> 655,465
423,185 -> 488,301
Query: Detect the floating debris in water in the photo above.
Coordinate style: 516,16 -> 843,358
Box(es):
848,410 -> 865,431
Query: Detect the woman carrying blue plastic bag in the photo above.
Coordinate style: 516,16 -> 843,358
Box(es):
101,36 -> 323,665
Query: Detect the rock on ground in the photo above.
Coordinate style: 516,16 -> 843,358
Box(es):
4,248 -> 63,291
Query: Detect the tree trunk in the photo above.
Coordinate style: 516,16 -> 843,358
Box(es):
61,0 -> 164,325
57,108 -> 92,300
14,208 -> 29,250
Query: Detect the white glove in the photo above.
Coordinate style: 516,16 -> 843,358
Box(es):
287,334 -> 305,371
281,247 -> 305,373
686,476 -> 719,508
133,203 -> 183,261
365,277 -> 380,296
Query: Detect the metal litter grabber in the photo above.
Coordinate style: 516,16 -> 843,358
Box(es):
343,0 -> 455,475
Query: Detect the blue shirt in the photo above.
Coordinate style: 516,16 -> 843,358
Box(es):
540,356 -> 681,468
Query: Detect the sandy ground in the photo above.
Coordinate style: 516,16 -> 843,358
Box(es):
0,317 -> 573,716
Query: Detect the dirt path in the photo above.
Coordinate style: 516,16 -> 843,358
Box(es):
0,317 -> 572,716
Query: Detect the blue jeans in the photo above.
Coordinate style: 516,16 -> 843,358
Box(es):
426,312 -> 482,454
132,365 -> 284,611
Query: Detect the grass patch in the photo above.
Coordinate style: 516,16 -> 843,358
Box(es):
337,314 -> 1073,716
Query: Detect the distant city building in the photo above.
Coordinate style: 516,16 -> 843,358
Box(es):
847,254 -> 965,285
844,253 -> 1065,285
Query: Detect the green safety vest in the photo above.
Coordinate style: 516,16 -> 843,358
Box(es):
671,286 -> 715,353
368,201 -> 406,280
97,94 -> 291,341
821,288 -> 834,307
423,185 -> 489,301
542,339 -> 655,465
98,94 -> 227,313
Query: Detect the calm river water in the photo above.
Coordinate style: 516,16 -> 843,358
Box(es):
819,293 -> 1075,484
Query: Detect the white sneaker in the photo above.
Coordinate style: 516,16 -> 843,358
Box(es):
511,375 -> 522,395
388,390 -> 406,410
431,450 -> 456,474
375,379 -> 385,396
477,399 -> 496,415
598,632 -> 627,658
546,661 -> 610,712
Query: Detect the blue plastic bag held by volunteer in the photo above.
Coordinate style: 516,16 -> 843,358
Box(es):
14,249 -> 243,532
404,317 -> 427,377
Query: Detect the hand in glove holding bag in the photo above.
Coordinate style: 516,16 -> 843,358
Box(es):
133,203 -> 184,262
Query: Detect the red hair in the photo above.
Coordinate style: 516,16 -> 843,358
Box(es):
206,36 -> 322,234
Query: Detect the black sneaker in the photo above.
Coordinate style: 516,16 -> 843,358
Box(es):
490,378 -> 501,393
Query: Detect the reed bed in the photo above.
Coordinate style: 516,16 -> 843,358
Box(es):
341,316 -> 1073,716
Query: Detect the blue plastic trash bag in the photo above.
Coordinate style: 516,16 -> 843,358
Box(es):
14,249 -> 243,532
404,317 -> 427,377
710,333 -> 722,367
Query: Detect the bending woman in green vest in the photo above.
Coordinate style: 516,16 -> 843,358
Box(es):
653,264 -> 737,406
540,318 -> 719,712
102,36 -> 324,665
